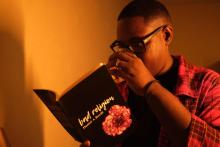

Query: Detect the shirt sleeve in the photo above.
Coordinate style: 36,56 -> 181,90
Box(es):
187,77 -> 220,146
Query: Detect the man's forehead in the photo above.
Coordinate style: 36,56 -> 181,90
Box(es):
117,16 -> 164,41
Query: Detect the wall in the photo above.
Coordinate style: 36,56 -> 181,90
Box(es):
0,0 -> 219,147
24,0 -> 130,146
0,0 -> 129,147
0,0 -> 27,147
162,0 -> 220,72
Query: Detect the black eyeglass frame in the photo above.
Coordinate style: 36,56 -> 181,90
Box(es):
110,25 -> 167,54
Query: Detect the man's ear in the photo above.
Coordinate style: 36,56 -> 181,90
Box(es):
165,32 -> 170,41
163,25 -> 173,45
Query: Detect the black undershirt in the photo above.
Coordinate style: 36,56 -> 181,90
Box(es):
122,57 -> 178,147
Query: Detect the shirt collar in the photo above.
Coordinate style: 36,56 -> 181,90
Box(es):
173,55 -> 199,98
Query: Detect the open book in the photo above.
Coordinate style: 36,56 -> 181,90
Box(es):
34,64 -> 134,146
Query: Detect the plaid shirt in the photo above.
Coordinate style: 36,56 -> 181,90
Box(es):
118,56 -> 220,147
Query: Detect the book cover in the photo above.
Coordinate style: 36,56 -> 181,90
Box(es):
34,64 -> 134,147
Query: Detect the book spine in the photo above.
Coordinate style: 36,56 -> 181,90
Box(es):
56,102 -> 85,142
33,89 -> 84,142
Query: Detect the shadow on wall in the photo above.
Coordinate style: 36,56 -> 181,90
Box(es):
0,33 -> 44,147
208,61 -> 220,73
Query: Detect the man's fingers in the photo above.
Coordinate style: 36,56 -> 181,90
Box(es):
116,52 -> 134,62
107,51 -> 137,68
109,51 -> 137,62
115,59 -> 130,73
109,65 -> 130,80
107,53 -> 119,68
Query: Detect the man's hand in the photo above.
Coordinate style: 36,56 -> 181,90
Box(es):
107,51 -> 155,96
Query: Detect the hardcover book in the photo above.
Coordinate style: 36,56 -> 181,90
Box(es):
33,64 -> 134,147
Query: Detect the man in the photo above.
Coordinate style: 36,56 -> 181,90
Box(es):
82,0 -> 220,146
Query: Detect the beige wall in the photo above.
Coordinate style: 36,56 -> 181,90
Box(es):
0,0 -> 219,147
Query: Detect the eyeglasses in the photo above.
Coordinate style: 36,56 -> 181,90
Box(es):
110,25 -> 167,54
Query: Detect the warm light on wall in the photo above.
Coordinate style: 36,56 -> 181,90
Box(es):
0,128 -> 9,147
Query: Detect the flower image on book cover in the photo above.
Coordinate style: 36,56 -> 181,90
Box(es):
34,65 -> 134,146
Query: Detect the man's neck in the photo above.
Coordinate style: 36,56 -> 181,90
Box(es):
156,55 -> 174,77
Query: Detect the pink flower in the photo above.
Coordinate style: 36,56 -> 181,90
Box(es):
102,105 -> 132,136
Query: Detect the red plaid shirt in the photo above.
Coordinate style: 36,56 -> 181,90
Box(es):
118,56 -> 220,147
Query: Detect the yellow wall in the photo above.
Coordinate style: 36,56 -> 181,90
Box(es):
0,0 -> 219,147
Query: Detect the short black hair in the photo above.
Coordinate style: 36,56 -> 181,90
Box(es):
118,0 -> 172,23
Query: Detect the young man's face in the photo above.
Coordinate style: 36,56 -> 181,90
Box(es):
116,16 -> 172,76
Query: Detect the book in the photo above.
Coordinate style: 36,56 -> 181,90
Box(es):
33,64 -> 134,147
